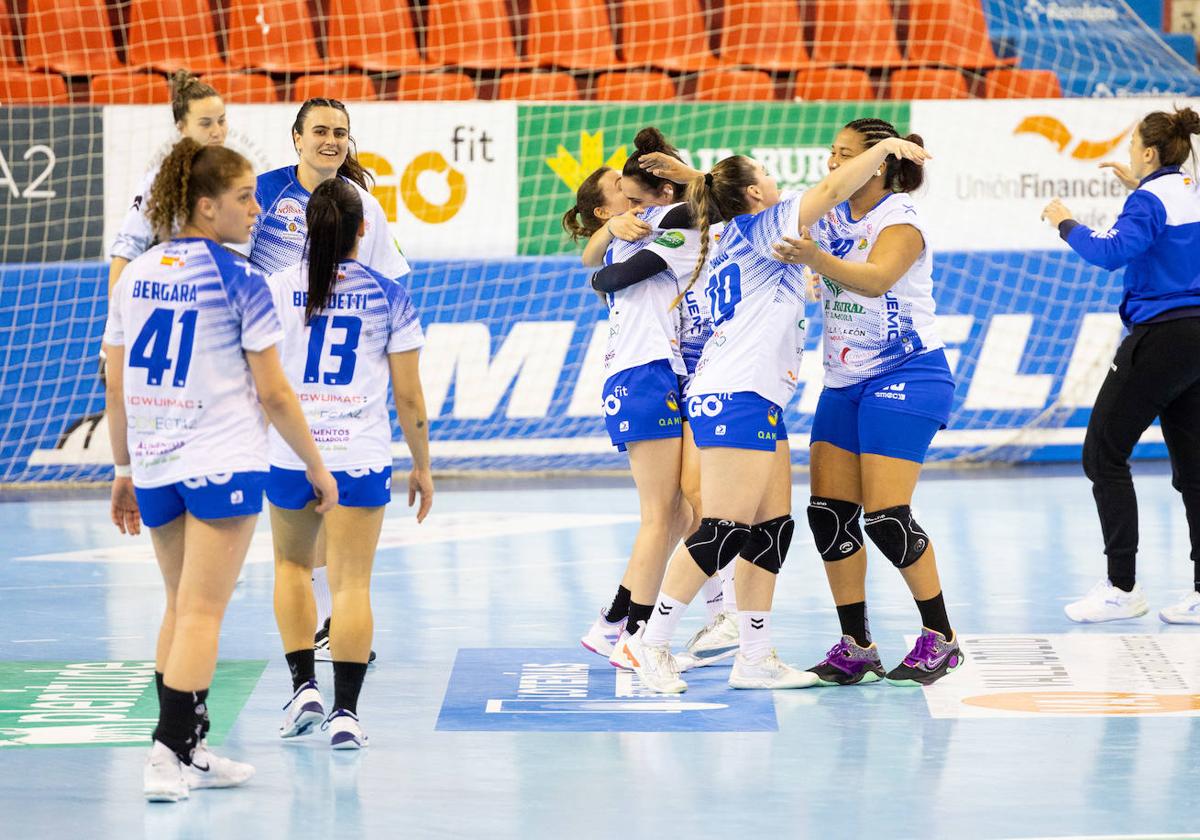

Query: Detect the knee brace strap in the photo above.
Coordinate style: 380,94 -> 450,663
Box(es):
806,497 -> 864,562
863,505 -> 929,569
739,515 -> 795,575
685,518 -> 751,577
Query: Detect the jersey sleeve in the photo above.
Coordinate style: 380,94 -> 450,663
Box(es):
745,194 -> 803,262
1061,190 -> 1167,271
872,198 -> 927,247
387,281 -> 424,354
642,227 -> 706,282
109,170 -> 159,261
215,248 -> 284,352
364,194 -> 411,280
102,280 -> 126,346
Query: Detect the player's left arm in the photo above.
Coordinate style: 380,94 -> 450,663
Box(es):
1043,193 -> 1164,271
773,224 -> 924,298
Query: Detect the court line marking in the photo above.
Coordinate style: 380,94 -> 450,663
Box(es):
1000,835 -> 1200,840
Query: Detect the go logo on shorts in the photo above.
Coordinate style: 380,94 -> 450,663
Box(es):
686,394 -> 725,418
603,385 -> 629,416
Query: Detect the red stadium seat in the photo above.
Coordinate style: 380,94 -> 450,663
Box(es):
225,0 -> 332,73
89,71 -> 170,104
719,0 -> 811,71
811,0 -> 904,68
127,0 -> 227,75
592,70 -> 677,101
905,0 -> 1014,68
887,68 -> 969,99
326,0 -> 427,72
694,69 -> 778,101
524,0 -> 623,70
290,74 -> 378,102
793,68 -> 875,100
424,0 -> 530,69
985,68 -> 1062,98
22,0 -> 124,75
496,71 -> 580,101
618,0 -> 721,71
388,72 -> 477,101
0,67 -> 70,103
200,72 -> 279,103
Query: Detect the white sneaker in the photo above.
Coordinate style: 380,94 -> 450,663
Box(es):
185,741 -> 254,789
324,709 -> 368,750
608,628 -> 640,670
678,612 -> 739,671
624,629 -> 687,694
580,611 -> 626,658
144,741 -> 188,802
1159,590 -> 1200,624
728,650 -> 820,689
279,680 -> 325,739
1064,579 -> 1149,623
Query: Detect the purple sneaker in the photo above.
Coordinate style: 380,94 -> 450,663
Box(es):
806,636 -> 885,686
885,629 -> 964,687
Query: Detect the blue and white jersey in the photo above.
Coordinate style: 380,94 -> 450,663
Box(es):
266,259 -> 424,471
602,204 -> 698,378
109,166 -> 160,262
812,193 -> 942,388
688,193 -> 810,409
242,166 -> 411,281
103,238 -> 284,488
676,222 -> 722,395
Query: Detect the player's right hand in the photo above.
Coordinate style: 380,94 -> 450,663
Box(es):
608,211 -> 652,242
1099,161 -> 1138,190
881,137 -> 932,165
308,467 -> 340,514
637,152 -> 699,184
111,477 -> 141,536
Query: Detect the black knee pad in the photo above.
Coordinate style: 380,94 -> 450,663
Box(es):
685,518 -> 751,576
739,515 -> 795,575
863,505 -> 929,569
806,496 -> 864,562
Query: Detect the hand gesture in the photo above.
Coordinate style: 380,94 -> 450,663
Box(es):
111,477 -> 141,536
1099,161 -> 1139,191
308,466 -> 340,514
880,137 -> 932,165
608,210 -> 652,242
1040,198 -> 1074,228
408,467 -> 434,523
772,226 -> 820,265
638,152 -> 702,184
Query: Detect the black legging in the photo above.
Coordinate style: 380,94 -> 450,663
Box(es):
1082,315 -> 1200,591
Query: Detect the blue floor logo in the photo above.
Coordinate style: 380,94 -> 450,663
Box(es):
436,648 -> 777,732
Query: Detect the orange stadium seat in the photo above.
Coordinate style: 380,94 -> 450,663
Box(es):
127,0 -> 228,75
0,68 -> 70,103
887,68 -> 969,99
719,0 -> 811,71
592,70 -> 677,101
290,74 -> 378,102
1,1 -> 21,67
388,72 -> 476,101
225,0 -> 332,73
985,68 -> 1063,98
326,0 -> 427,72
22,0 -> 124,75
497,71 -> 580,100
905,0 -> 1015,68
793,68 -> 875,100
619,0 -> 721,71
200,72 -> 279,103
810,0 -> 904,68
89,71 -> 170,104
424,0 -> 530,69
694,69 -> 778,101
524,0 -> 623,70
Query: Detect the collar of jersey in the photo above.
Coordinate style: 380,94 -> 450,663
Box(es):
841,192 -> 895,224
1138,165 -> 1182,188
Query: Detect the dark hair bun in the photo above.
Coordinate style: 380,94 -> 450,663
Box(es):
904,132 -> 925,147
634,127 -> 671,155
1175,107 -> 1200,138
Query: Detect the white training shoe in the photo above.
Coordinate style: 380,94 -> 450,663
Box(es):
1159,590 -> 1200,624
581,611 -> 626,658
1064,579 -> 1149,623
144,741 -> 188,802
624,630 -> 687,694
609,629 -> 640,670
185,741 -> 255,789
677,612 -> 739,671
279,680 -> 325,739
728,650 -> 820,689
324,709 -> 368,750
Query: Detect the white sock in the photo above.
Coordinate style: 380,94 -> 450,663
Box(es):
312,567 -> 332,627
738,611 -> 771,662
700,575 -> 724,621
642,594 -> 688,647
718,562 -> 738,613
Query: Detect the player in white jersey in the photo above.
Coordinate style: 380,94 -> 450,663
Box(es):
245,98 -> 410,658
268,179 -> 432,749
771,118 -> 963,687
104,138 -> 337,801
623,137 -> 930,693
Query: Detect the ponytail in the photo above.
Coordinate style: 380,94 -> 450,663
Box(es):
303,179 -> 363,324
1138,106 -> 1200,168
147,137 -> 250,240
168,69 -> 220,124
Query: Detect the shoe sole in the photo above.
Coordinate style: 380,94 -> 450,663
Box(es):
144,789 -> 188,802
187,770 -> 255,789
682,646 -> 738,668
729,676 -> 820,690
1160,613 -> 1200,624
580,638 -> 614,658
280,709 -> 325,739
885,659 -> 964,688
1064,606 -> 1149,623
331,736 -> 367,750
813,670 -> 884,688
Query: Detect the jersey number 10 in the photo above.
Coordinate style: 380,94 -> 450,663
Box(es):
706,264 -> 742,326
130,307 -> 197,387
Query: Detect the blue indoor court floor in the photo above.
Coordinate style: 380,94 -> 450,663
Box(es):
1,465 -> 1199,840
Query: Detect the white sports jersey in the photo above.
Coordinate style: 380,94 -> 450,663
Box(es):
242,166 -> 411,281
103,238 -> 284,488
688,193 -> 810,408
267,259 -> 424,470
676,222 -> 722,395
811,193 -> 942,387
602,204 -> 700,378
109,167 -> 160,261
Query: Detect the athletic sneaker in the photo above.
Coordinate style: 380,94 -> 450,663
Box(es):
144,741 -> 188,802
608,625 -> 643,671
624,629 -> 687,693
1159,590 -> 1200,624
885,629 -> 964,687
728,650 -> 819,689
279,679 -> 325,739
580,611 -> 626,658
185,741 -> 254,789
676,612 -> 739,671
323,709 -> 368,750
314,618 -> 377,664
1064,579 -> 1149,623
807,636 -> 886,686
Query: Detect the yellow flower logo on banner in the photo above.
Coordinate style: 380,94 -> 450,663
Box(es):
545,130 -> 628,192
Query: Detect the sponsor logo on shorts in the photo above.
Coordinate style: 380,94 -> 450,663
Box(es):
619,420 -> 630,432
687,395 -> 725,418
874,383 -> 907,401
230,490 -> 243,505
665,391 -> 679,412
766,406 -> 780,427
715,424 -> 727,436
603,385 -> 628,416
